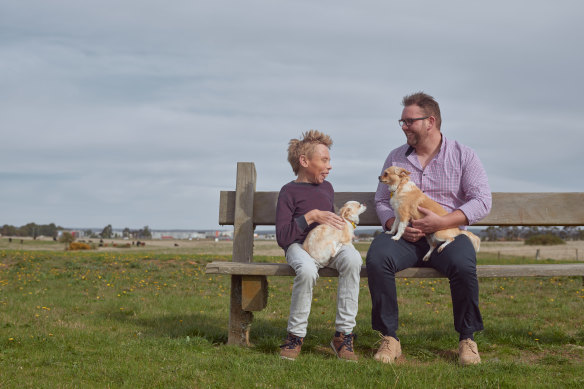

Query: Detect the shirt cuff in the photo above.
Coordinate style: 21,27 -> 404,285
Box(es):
295,215 -> 308,231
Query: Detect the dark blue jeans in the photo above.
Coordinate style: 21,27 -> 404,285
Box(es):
366,232 -> 483,338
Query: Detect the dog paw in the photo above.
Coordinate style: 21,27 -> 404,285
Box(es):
391,236 -> 400,241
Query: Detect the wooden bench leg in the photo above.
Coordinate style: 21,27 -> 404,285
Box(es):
242,275 -> 268,311
228,275 -> 254,346
227,275 -> 269,346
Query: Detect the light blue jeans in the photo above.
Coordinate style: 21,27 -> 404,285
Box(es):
285,243 -> 362,337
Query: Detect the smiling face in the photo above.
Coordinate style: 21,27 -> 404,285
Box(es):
400,104 -> 431,148
296,143 -> 332,184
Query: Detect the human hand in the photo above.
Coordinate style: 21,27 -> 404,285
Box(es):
411,206 -> 443,234
306,210 -> 345,230
402,226 -> 424,242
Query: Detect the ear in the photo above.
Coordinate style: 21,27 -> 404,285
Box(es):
299,154 -> 309,168
340,206 -> 350,219
426,116 -> 436,131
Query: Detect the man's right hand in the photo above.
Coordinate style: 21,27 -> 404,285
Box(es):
385,217 -> 424,242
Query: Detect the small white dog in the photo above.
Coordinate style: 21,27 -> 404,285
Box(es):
303,201 -> 367,267
379,166 -> 480,261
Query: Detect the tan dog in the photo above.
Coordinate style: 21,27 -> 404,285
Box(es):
379,166 -> 480,261
303,201 -> 367,267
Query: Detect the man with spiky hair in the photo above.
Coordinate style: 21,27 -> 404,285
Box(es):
276,130 -> 363,362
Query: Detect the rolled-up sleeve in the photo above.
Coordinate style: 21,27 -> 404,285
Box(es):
457,151 -> 492,225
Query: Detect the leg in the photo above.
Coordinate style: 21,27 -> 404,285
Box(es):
366,233 -> 425,338
388,216 -> 400,235
427,235 -> 484,338
328,244 -> 362,334
285,243 -> 319,337
391,220 -> 409,240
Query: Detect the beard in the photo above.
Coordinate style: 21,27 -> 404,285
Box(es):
405,131 -> 420,147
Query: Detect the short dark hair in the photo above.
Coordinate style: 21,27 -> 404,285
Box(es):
402,92 -> 442,130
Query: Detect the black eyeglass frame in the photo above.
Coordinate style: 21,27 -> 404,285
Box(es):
398,116 -> 430,127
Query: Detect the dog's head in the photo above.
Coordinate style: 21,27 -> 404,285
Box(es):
378,166 -> 411,192
339,200 -> 367,224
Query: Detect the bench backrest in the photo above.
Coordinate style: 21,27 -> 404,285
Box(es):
220,162 -> 584,261
220,190 -> 584,227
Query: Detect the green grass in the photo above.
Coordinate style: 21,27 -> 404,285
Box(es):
1,248 -> 583,388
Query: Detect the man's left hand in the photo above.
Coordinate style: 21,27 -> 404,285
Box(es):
411,206 -> 444,234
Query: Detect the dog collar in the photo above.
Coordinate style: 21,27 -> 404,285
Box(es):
347,220 -> 356,229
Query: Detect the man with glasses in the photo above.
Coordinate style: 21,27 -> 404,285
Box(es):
366,92 -> 491,365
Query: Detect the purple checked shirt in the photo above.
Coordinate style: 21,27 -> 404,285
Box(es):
375,136 -> 492,229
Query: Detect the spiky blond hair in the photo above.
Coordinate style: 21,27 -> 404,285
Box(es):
287,130 -> 333,175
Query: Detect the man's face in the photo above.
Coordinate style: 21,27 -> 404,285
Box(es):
302,144 -> 332,184
400,104 -> 429,147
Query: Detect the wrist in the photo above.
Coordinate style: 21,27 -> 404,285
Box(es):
304,209 -> 318,225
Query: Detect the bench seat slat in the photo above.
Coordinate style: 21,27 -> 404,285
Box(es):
206,261 -> 584,278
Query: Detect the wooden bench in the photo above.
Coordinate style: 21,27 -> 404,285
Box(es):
206,162 -> 584,345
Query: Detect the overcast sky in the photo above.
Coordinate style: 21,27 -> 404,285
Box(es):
1,0 -> 583,231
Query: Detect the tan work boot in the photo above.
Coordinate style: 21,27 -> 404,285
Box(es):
374,335 -> 401,364
279,333 -> 304,360
330,332 -> 358,362
459,339 -> 481,365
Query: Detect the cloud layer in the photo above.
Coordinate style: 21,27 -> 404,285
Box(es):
1,1 -> 583,230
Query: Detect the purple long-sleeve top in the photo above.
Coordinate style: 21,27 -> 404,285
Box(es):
275,180 -> 335,252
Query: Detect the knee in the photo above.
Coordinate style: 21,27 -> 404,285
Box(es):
335,247 -> 363,275
446,255 -> 477,282
366,235 -> 395,271
294,264 -> 318,285
346,246 -> 364,269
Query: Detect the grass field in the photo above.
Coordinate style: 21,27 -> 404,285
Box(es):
1,238 -> 583,388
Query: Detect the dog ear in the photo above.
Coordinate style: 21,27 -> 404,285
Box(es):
399,169 -> 411,177
340,206 -> 350,219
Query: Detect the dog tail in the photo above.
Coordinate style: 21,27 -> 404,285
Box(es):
460,230 -> 480,253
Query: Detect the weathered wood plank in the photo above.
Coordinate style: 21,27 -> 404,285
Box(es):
219,191 -> 584,227
228,162 -> 257,346
232,163 -> 256,263
206,262 -> 584,278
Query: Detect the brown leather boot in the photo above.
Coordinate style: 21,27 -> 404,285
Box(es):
330,331 -> 358,362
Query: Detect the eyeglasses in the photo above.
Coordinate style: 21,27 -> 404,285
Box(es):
398,116 -> 429,127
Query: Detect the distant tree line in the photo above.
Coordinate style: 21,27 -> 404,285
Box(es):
1,223 -> 63,239
1,223 -> 152,240
98,225 -> 152,240
483,226 -> 584,241
369,226 -> 584,242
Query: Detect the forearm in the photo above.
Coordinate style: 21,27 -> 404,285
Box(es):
411,209 -> 469,234
441,210 -> 469,229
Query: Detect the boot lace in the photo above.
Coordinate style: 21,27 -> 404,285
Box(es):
337,333 -> 356,352
280,334 -> 303,350
376,334 -> 395,352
